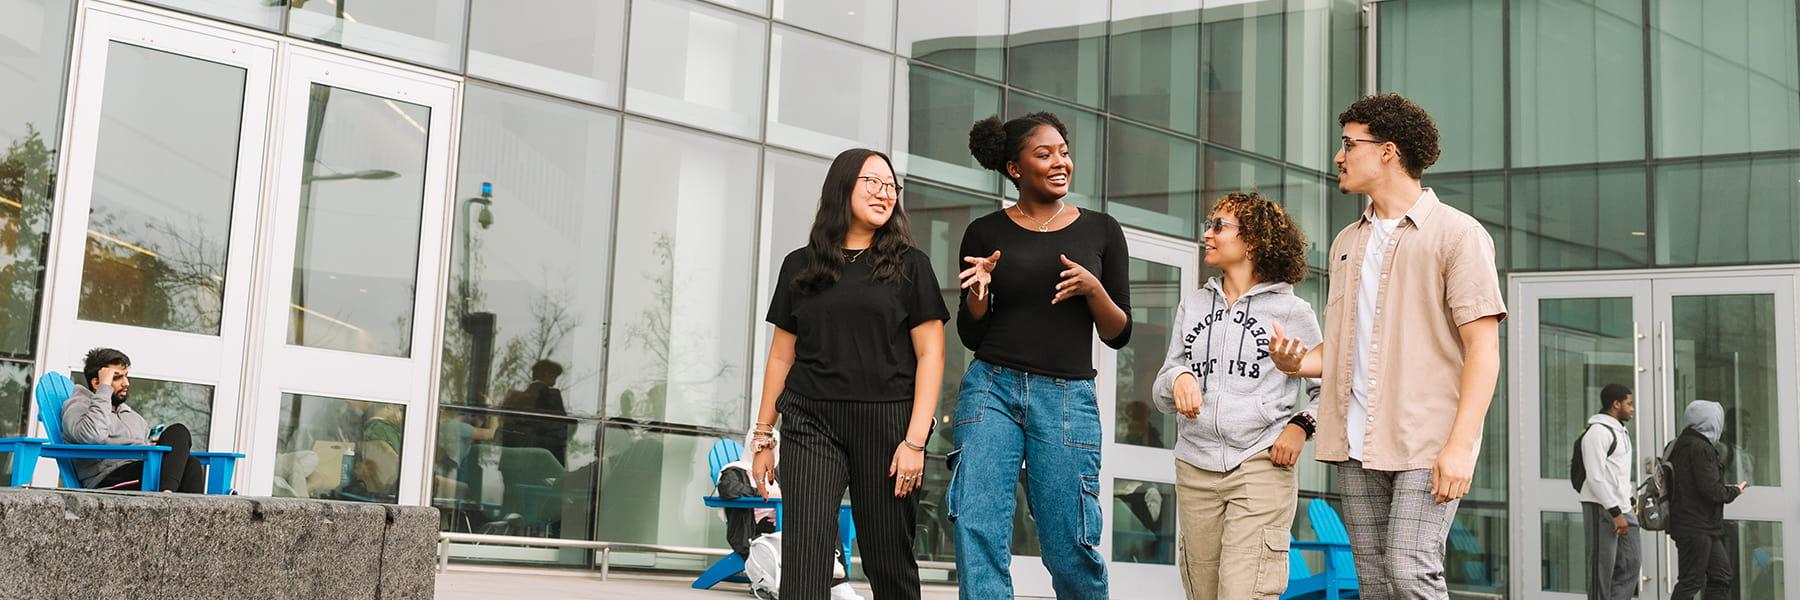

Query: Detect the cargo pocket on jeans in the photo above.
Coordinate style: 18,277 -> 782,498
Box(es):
945,448 -> 964,521
1078,474 -> 1102,548
1253,527 -> 1291,597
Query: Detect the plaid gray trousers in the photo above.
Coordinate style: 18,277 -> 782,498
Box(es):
1337,460 -> 1461,599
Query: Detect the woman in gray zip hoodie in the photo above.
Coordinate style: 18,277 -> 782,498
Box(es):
1151,192 -> 1322,600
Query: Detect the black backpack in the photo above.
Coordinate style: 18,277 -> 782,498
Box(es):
1636,442 -> 1676,531
1569,424 -> 1618,492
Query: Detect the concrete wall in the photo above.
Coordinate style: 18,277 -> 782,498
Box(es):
0,488 -> 437,599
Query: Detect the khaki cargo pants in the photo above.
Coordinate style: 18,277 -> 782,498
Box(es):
1175,450 -> 1298,600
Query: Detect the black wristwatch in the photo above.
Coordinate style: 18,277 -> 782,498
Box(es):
1288,413 -> 1317,439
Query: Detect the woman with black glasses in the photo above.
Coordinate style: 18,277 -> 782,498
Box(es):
749,148 -> 949,600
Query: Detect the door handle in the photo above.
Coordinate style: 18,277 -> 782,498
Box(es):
1657,319 -> 1676,593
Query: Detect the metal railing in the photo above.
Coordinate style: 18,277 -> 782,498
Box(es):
438,532 -> 957,581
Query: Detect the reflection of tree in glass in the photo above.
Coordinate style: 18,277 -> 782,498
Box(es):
437,232 -> 587,413
0,126 -> 56,355
79,208 -> 227,334
128,379 -> 214,450
615,233 -> 740,426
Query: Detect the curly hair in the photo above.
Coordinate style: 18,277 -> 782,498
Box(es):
968,112 -> 1069,189
1338,94 -> 1440,179
1212,192 -> 1308,285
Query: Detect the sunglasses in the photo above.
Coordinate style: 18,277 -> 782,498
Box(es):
1201,217 -> 1241,233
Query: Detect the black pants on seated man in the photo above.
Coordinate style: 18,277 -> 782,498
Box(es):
96,423 -> 204,493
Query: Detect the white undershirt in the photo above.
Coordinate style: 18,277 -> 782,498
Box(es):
1348,215 -> 1402,461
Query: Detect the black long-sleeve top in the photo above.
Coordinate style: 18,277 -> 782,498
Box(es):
955,208 -> 1132,379
1668,426 -> 1743,537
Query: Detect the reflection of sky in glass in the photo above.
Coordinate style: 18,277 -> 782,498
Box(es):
445,84 -> 617,418
289,84 -> 429,357
604,120 -> 757,430
80,42 -> 245,335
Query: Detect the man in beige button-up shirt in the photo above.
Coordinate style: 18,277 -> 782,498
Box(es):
1271,94 -> 1505,599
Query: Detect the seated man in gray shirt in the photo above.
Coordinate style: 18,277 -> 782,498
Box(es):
61,347 -> 203,492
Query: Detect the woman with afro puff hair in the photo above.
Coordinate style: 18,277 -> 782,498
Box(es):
1150,192 -> 1321,599
945,112 -> 1131,600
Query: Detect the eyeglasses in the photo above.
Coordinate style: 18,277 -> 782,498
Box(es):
1201,217 -> 1240,233
1341,137 -> 1389,152
857,176 -> 903,198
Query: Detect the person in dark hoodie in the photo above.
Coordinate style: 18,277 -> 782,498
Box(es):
1152,192 -> 1321,599
1668,399 -> 1747,600
61,347 -> 205,492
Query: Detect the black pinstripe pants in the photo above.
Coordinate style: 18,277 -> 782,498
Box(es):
777,390 -> 921,600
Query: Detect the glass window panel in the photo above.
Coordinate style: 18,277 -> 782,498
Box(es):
697,0 -> 768,17
767,27 -> 892,157
1376,0 -> 1504,172
1109,0 -> 1201,135
1727,520 -> 1786,598
273,393 -> 406,504
1113,478 -> 1176,564
1536,298 -> 1636,479
1510,0 -> 1645,167
1327,0 -> 1361,166
1448,507 -> 1508,592
1107,121 -> 1199,238
1116,259 -> 1179,450
905,183 -> 997,454
625,0 -> 768,139
1474,331 -> 1509,499
1653,0 -> 1800,158
1201,0 -> 1284,159
1281,171 -> 1330,269
1431,173 -> 1507,270
0,361 -> 29,483
1008,0 -> 1108,108
897,0 -> 1007,81
289,85 -> 430,357
894,64 -> 1002,193
773,0 -> 895,50
440,85 -> 617,421
915,454 -> 955,561
1655,156 -> 1800,267
466,0 -> 625,106
1005,93 -> 1103,209
1285,0 -> 1332,170
1509,167 -> 1648,270
1201,146 -> 1282,220
1540,511 -> 1587,592
136,0 -> 283,31
1012,472 -> 1040,556
0,0 -> 74,357
596,425 -> 730,566
433,407 -> 594,553
1671,294 -> 1780,486
752,150 -> 831,403
127,377 -> 216,451
606,120 -> 758,430
287,0 -> 467,70
78,43 -> 245,335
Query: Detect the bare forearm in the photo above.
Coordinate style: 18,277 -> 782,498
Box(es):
907,324 -> 946,444
756,355 -> 792,429
964,293 -> 990,320
1446,321 -> 1501,456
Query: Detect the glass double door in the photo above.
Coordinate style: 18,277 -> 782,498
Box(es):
36,3 -> 456,504
1514,270 -> 1799,598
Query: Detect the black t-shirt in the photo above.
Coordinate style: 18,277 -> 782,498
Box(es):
956,208 -> 1132,379
766,246 -> 950,402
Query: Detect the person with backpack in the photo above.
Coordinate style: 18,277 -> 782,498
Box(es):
1668,400 -> 1748,600
1574,383 -> 1638,600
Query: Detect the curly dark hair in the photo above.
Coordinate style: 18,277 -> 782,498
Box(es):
1338,94 -> 1440,179
1212,192 -> 1308,285
968,112 -> 1069,189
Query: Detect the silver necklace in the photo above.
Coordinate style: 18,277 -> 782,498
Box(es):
1015,202 -> 1067,232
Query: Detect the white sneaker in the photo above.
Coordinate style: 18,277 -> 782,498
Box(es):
829,583 -> 865,600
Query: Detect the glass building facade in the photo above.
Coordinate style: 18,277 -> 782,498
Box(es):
3,0 -> 1798,597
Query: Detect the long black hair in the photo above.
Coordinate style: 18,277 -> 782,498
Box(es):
791,149 -> 917,295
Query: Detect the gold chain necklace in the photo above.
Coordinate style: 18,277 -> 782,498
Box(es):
844,247 -> 868,263
1015,202 -> 1067,232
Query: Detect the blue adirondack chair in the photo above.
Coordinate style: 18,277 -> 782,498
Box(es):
34,371 -> 243,494
1283,499 -> 1360,599
694,438 -> 857,590
0,437 -> 48,486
